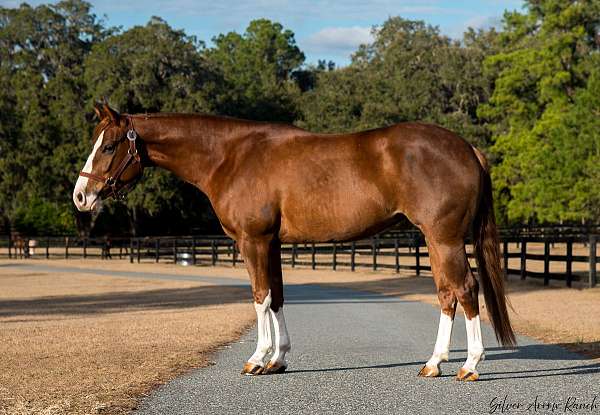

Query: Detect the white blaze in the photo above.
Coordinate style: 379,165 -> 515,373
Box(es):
73,131 -> 104,211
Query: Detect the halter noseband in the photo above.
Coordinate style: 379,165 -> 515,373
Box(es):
79,116 -> 142,199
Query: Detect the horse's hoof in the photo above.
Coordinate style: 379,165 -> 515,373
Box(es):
418,365 -> 440,377
455,367 -> 479,381
263,361 -> 287,375
241,362 -> 264,376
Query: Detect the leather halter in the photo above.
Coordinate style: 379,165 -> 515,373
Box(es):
79,116 -> 142,199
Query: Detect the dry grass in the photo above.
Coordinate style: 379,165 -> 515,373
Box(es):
0,266 -> 255,415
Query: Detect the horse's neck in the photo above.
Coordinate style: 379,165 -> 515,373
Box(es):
134,115 -> 232,194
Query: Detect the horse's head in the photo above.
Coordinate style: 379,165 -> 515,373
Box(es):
73,102 -> 143,211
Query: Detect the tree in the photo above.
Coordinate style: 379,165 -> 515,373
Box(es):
84,16 -> 217,114
0,0 -> 109,235
299,17 -> 497,150
297,65 -> 367,133
479,0 -> 600,223
205,19 -> 305,122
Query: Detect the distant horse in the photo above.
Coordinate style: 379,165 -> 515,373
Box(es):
73,102 -> 515,381
10,231 -> 26,258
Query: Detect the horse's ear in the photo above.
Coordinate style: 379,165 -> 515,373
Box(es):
93,99 -> 119,123
101,101 -> 120,124
93,101 -> 103,119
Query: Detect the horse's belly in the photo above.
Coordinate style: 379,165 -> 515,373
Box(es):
278,188 -> 397,243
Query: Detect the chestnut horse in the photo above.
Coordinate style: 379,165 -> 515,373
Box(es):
73,102 -> 515,381
10,231 -> 26,258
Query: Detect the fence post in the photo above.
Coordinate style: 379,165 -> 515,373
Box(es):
566,238 -> 573,288
543,239 -> 550,286
65,237 -> 69,259
137,239 -> 141,263
394,237 -> 399,274
192,237 -> 196,265
83,238 -> 87,259
351,241 -> 356,272
372,238 -> 377,271
46,238 -> 50,259
520,240 -> 527,280
503,240 -> 509,279
129,238 -> 134,263
7,235 -> 12,259
155,238 -> 160,263
291,243 -> 297,268
211,240 -> 217,265
415,238 -> 420,276
589,235 -> 597,288
232,240 -> 237,267
311,243 -> 316,270
173,239 -> 177,264
332,243 -> 337,271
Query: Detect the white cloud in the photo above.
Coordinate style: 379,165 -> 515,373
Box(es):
303,26 -> 374,54
447,14 -> 503,39
464,14 -> 503,31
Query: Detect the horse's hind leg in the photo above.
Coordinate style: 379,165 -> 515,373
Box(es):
430,240 -> 484,380
420,240 -> 484,380
418,240 -> 457,378
455,265 -> 485,382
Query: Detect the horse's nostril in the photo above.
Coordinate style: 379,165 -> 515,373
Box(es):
76,192 -> 84,203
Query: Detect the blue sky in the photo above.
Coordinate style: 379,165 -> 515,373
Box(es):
1,0 -> 524,65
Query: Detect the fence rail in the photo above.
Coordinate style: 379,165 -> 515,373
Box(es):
2,231 -> 598,288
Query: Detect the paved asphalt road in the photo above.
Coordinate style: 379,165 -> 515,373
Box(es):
134,282 -> 600,414
4,263 -> 600,414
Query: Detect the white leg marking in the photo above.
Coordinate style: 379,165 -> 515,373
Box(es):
73,131 -> 104,210
425,311 -> 453,368
247,290 -> 272,366
462,313 -> 485,372
268,307 -> 291,367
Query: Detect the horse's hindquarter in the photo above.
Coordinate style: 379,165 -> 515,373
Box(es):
212,122 -> 482,243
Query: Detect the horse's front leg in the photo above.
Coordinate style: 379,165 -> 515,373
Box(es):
239,235 -> 276,376
263,239 -> 290,374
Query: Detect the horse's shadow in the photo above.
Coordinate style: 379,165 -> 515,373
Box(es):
285,343 -> 600,381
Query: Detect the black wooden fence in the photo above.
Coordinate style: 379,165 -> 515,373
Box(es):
2,231 -> 598,288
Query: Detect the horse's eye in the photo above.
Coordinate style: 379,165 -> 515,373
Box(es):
102,143 -> 116,154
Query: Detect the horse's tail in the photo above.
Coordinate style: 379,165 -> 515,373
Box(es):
472,147 -> 516,347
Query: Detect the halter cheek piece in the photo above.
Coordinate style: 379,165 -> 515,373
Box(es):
79,117 -> 142,199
